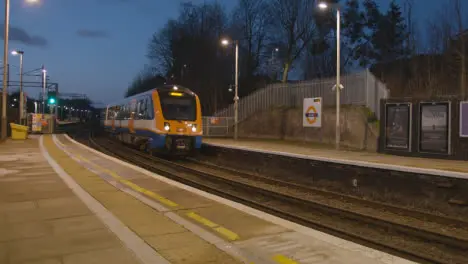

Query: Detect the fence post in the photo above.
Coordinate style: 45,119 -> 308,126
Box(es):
365,69 -> 370,111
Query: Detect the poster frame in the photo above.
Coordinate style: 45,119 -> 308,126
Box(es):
384,102 -> 412,152
459,101 -> 468,137
418,101 -> 451,155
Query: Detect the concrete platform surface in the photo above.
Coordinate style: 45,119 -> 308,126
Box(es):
0,138 -> 141,264
50,134 -> 416,264
203,138 -> 468,176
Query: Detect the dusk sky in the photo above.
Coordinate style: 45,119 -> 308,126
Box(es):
1,0 -> 466,105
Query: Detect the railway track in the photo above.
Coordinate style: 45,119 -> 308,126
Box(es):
76,132 -> 468,264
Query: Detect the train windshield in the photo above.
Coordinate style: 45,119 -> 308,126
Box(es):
160,94 -> 197,121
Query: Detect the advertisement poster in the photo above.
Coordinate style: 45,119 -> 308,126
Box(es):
385,103 -> 411,150
32,114 -> 42,132
459,101 -> 468,137
303,97 -> 322,128
419,102 -> 449,154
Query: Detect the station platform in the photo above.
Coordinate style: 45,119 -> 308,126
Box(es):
203,138 -> 468,179
0,135 -> 416,264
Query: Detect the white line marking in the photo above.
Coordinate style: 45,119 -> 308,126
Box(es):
204,142 -> 468,179
40,135 -> 170,264
64,134 -> 416,264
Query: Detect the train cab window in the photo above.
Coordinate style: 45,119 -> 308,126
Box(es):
159,92 -> 196,121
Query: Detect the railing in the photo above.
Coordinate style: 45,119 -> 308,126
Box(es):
202,116 -> 234,137
214,69 -> 388,123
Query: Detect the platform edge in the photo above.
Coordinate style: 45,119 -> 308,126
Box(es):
203,142 -> 468,179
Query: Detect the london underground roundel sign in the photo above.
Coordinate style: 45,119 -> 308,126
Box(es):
303,98 -> 322,128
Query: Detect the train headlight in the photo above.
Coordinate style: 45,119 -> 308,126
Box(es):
164,122 -> 170,131
191,124 -> 197,132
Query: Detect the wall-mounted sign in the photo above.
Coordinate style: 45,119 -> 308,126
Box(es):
31,114 -> 43,132
303,97 -> 322,128
419,102 -> 450,154
384,103 -> 411,151
459,101 -> 468,137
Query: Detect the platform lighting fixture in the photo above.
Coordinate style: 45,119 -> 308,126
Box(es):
318,2 -> 328,9
220,37 -> 239,140
221,39 -> 229,46
318,1 -> 341,150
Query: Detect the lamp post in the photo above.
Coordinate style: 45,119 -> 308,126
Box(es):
319,1 -> 341,150
2,0 -> 40,138
221,38 -> 239,140
11,50 -> 24,124
271,48 -> 279,80
42,67 -> 47,114
2,0 -> 11,139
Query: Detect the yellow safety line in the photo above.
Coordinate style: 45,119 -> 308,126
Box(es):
74,154 -> 179,208
56,139 -> 66,148
186,211 -> 218,228
59,140 -> 241,243
186,212 -> 240,241
272,255 -> 298,264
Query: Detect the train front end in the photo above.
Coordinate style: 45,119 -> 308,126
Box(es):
152,85 -> 202,155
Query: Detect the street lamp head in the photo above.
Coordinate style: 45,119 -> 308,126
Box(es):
25,0 -> 40,4
221,39 -> 230,46
11,50 -> 23,55
275,48 -> 279,52
318,2 -> 328,9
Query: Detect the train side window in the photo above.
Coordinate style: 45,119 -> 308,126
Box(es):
146,96 -> 153,119
119,104 -> 126,120
115,106 -> 119,120
117,106 -> 122,120
139,98 -> 147,119
135,101 -> 141,120
125,104 -> 130,119
125,103 -> 130,119
113,106 -> 118,120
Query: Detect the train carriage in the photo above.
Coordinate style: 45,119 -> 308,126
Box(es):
103,85 -> 203,155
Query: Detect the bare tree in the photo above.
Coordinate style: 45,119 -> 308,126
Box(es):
269,0 -> 320,83
147,20 -> 178,75
231,0 -> 270,78
146,2 -> 230,114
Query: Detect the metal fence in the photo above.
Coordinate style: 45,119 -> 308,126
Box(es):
213,69 -> 388,123
202,116 -> 234,137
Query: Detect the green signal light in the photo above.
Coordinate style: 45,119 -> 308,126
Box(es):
48,98 -> 56,104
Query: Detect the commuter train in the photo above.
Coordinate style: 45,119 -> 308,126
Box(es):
102,85 -> 203,155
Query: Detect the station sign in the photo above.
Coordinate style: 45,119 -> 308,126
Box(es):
32,114 -> 43,132
303,97 -> 322,128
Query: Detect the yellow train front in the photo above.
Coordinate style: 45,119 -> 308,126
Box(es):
103,85 -> 203,155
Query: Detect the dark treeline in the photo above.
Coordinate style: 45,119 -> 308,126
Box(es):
126,0 -> 467,114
